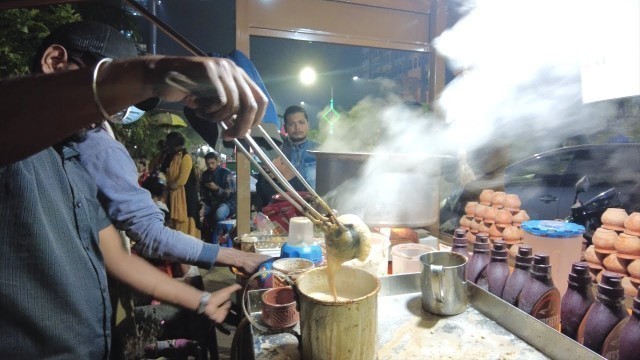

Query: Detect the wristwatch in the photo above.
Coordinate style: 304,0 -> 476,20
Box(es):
197,292 -> 211,314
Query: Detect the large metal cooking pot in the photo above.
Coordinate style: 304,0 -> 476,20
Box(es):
310,151 -> 450,228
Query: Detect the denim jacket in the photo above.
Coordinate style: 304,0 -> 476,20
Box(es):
281,137 -> 319,189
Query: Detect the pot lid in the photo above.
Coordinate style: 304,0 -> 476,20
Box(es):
521,220 -> 585,238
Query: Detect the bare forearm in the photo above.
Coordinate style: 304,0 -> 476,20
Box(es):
99,226 -> 201,312
0,59 -> 151,165
1,55 -> 269,165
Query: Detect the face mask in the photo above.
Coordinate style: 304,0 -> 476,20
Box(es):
111,105 -> 145,125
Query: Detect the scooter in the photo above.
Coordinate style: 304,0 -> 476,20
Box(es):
567,176 -> 622,243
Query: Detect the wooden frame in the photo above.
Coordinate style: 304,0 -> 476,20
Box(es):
234,0 -> 448,234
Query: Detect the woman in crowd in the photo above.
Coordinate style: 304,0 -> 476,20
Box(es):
162,132 -> 201,238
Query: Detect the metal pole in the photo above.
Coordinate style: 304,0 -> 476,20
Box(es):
149,0 -> 157,55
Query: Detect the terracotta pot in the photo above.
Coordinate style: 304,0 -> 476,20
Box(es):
584,245 -> 605,266
488,224 -> 504,240
466,231 -> 477,243
479,222 -> 491,234
491,191 -> 506,209
479,189 -> 495,206
627,259 -> 640,279
601,208 -> 628,232
592,227 -> 619,253
512,210 -> 530,226
483,206 -> 497,224
495,209 -> 513,227
615,233 -> 640,259
622,276 -> 639,297
624,212 -> 640,236
261,287 -> 299,329
502,226 -> 522,244
465,201 -> 478,218
469,218 -> 480,234
603,253 -> 629,275
474,204 -> 488,221
503,194 -> 522,212
459,216 -> 472,230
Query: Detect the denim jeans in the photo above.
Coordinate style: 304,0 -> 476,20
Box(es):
204,203 -> 231,244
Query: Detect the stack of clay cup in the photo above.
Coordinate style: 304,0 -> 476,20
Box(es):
460,190 -> 531,260
584,208 -> 640,297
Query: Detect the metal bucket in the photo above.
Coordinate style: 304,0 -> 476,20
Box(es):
296,266 -> 380,360
310,151 -> 449,227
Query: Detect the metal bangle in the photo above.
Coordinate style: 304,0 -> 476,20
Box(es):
197,291 -> 211,314
92,57 -> 114,120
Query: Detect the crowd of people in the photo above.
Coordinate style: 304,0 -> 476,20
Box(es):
0,19 -> 322,359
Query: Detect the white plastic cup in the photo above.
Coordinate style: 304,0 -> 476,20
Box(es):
391,243 -> 436,274
288,216 -> 314,245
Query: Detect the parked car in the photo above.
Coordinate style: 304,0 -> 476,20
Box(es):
504,143 -> 640,221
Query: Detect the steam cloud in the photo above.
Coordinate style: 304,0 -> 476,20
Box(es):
316,0 -> 635,226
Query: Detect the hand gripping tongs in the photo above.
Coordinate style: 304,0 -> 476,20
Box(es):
164,71 -> 360,246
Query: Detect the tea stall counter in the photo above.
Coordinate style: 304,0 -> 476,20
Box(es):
247,273 -> 604,360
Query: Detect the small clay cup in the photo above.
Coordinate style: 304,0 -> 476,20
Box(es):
491,191 -> 506,209
627,259 -> 640,279
602,253 -> 630,275
584,245 -> 605,267
479,189 -> 495,206
512,210 -> 530,227
495,210 -> 513,228
502,226 -> 523,244
464,201 -> 478,218
459,216 -> 472,230
615,233 -> 640,260
592,227 -> 619,254
261,287 -> 299,329
624,212 -> 640,236
483,206 -> 497,224
601,208 -> 628,232
474,204 -> 488,221
503,194 -> 521,213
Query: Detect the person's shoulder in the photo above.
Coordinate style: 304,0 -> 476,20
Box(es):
77,128 -> 121,152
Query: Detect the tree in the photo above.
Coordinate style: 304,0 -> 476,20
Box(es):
0,5 -> 81,77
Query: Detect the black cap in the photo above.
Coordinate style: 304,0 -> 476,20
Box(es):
568,262 -> 592,287
597,272 -> 624,302
41,21 -> 138,61
33,21 -> 159,111
515,245 -> 534,269
473,234 -> 490,253
491,241 -> 508,260
453,228 -> 468,247
531,254 -> 551,276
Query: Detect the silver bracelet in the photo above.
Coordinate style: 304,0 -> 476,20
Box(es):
92,57 -> 114,120
197,292 -> 211,314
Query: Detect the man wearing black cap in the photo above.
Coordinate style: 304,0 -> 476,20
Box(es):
0,21 -> 268,358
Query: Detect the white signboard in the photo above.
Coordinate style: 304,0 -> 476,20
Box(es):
581,0 -> 640,103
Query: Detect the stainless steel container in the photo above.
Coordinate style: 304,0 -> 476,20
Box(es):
310,150 -> 450,228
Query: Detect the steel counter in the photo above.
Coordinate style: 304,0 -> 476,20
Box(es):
247,273 -> 604,359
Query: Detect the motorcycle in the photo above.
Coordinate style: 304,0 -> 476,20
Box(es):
567,176 -> 622,243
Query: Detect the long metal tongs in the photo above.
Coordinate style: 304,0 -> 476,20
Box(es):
164,71 -> 344,232
220,122 -> 345,231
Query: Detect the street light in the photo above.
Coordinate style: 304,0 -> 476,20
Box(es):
299,66 -> 317,86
